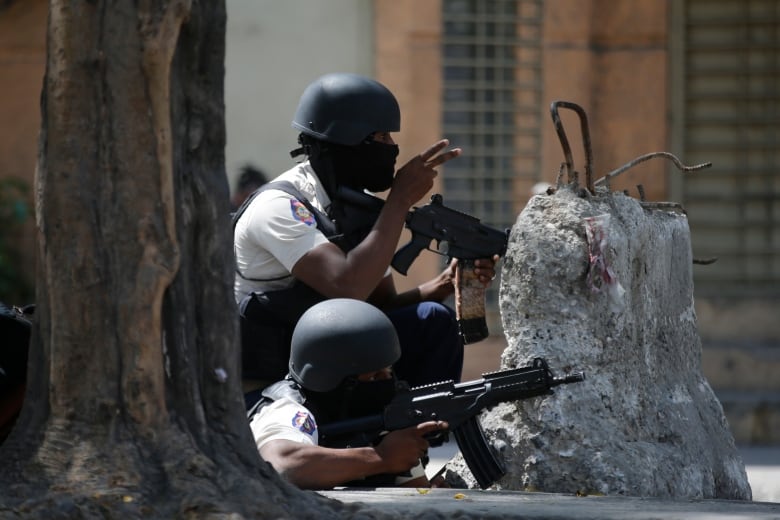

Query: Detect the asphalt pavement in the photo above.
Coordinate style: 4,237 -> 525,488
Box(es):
322,487 -> 780,519
321,339 -> 780,518
738,445 -> 780,503
424,442 -> 780,503
319,443 -> 780,519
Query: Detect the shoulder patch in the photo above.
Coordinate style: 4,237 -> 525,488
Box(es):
292,410 -> 316,435
290,199 -> 316,226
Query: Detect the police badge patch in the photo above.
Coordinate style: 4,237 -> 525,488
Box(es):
290,199 -> 316,226
292,410 -> 316,435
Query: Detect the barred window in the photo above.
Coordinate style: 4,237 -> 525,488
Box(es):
673,0 -> 780,296
441,0 -> 544,329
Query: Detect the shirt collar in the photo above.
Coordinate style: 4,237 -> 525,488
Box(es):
300,160 -> 331,209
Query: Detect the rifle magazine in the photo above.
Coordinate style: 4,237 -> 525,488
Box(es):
453,416 -> 505,489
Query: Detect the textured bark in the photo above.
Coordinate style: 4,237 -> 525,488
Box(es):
0,2 -> 385,518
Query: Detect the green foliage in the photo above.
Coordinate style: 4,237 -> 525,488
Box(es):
0,177 -> 34,304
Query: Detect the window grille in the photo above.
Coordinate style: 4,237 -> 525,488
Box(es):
673,0 -> 780,297
441,0 -> 544,331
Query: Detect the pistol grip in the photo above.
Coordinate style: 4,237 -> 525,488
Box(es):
391,233 -> 430,275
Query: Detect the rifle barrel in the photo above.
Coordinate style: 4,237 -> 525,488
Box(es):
553,372 -> 585,386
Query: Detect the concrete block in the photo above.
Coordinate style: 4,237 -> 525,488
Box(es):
444,186 -> 751,500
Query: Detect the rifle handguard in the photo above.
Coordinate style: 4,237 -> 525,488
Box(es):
454,259 -> 489,344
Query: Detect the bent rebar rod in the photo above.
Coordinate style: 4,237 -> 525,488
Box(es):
595,151 -> 712,189
550,101 -> 595,193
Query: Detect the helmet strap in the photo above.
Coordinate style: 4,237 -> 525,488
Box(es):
290,133 -> 314,159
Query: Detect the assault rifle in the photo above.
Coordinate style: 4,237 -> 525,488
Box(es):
318,357 -> 585,489
333,187 -> 510,344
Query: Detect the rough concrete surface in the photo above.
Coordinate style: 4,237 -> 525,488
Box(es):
443,187 -> 750,499
319,444 -> 780,520
321,487 -> 780,520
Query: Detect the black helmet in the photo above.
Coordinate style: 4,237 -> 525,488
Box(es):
289,299 -> 401,392
291,73 -> 401,146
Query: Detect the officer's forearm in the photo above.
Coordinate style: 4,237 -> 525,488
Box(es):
292,193 -> 416,301
343,195 -> 410,282
259,440 -> 396,490
300,198 -> 410,301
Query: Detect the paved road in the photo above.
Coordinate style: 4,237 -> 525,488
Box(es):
321,445 -> 780,519
322,487 -> 780,520
425,442 -> 780,503
738,445 -> 780,503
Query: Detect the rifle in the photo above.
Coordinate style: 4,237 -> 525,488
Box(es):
318,357 -> 585,489
333,187 -> 510,344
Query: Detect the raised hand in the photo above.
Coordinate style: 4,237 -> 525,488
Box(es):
389,139 -> 461,207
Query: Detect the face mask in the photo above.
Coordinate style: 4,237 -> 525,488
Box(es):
307,375 -> 400,422
329,141 -> 399,193
341,376 -> 399,417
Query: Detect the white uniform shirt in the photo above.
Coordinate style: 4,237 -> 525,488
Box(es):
233,161 -> 332,303
249,396 -> 426,485
250,397 -> 319,449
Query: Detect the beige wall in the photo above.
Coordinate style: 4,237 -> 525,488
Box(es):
1,0 -> 770,336
0,0 -> 47,295
0,0 -> 679,302
541,0 -> 669,202
374,0 -> 672,292
225,0 -> 374,188
0,1 -> 377,298
375,0 -> 444,292
1,0 -> 774,444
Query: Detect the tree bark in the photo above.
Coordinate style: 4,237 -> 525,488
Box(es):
0,2 -> 371,517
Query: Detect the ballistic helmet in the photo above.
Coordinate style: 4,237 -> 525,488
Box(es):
291,73 -> 401,146
289,299 -> 401,393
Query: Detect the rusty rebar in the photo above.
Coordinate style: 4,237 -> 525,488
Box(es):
595,151 -> 712,189
639,201 -> 687,214
550,101 -> 595,194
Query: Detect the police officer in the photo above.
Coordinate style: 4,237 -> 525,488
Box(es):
234,73 -> 497,402
249,299 -> 448,489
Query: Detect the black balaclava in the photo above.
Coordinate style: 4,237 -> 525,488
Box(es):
304,375 -> 400,424
293,134 -> 399,197
328,140 -> 399,193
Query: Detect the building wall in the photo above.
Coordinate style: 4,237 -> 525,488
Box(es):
0,0 -> 47,298
226,0 -> 444,294
375,0 -> 445,293
669,0 -> 779,342
225,0 -> 374,188
0,3 -> 776,435
540,0 -> 669,201
0,0 -> 676,297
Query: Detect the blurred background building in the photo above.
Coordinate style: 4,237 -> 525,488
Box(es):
0,0 -> 777,444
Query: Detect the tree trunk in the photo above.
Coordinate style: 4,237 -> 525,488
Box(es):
0,2 -> 367,517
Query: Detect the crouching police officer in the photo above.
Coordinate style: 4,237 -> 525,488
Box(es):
235,72 -> 499,405
248,298 -> 448,489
